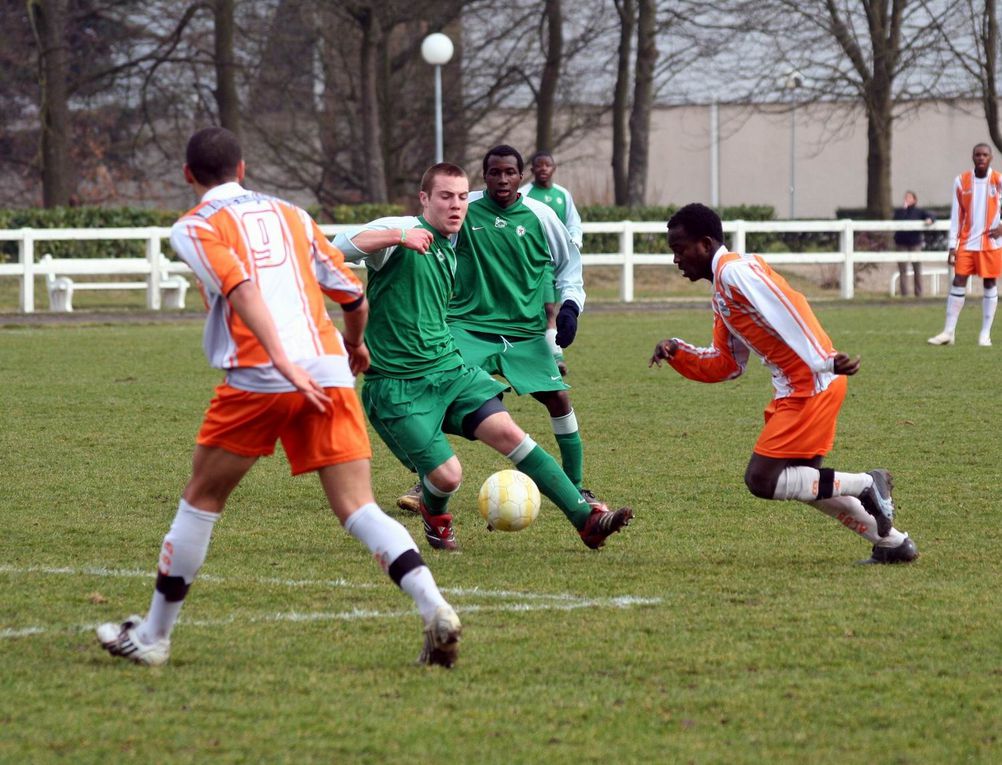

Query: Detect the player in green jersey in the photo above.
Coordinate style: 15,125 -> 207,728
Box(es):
416,144 -> 605,514
333,163 -> 633,551
520,150 -> 584,376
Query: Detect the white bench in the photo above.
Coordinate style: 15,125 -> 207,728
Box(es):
889,267 -> 976,297
39,253 -> 190,312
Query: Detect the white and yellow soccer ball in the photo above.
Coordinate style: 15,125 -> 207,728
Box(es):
477,469 -> 541,532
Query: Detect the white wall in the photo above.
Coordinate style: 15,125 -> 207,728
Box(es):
551,98 -> 992,217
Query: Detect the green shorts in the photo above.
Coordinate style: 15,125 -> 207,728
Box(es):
449,325 -> 569,396
361,365 -> 507,475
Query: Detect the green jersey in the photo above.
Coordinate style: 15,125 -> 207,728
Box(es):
448,190 -> 585,339
519,181 -> 583,248
334,216 -> 463,378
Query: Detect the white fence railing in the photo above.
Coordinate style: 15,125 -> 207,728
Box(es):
0,219 -> 950,312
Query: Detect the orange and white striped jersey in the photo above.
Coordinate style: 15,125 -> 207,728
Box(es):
950,169 -> 1002,252
169,182 -> 364,393
668,247 -> 837,399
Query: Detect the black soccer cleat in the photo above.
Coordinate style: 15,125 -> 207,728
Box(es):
859,469 -> 895,537
857,536 -> 919,565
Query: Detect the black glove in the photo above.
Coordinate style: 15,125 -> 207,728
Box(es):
555,300 -> 580,348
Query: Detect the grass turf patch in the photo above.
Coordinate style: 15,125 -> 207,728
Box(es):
2,304 -> 1000,764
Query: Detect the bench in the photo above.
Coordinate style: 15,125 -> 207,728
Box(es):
39,253 -> 190,312
889,267 -> 976,297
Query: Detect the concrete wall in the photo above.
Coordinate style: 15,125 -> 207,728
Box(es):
550,98 -> 992,218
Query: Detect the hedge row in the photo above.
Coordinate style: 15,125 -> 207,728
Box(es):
0,203 -> 405,260
5,200 -> 937,261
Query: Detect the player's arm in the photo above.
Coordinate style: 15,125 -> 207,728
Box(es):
533,203 -> 586,347
332,216 -> 429,268
227,280 -> 332,412
651,313 -> 748,383
948,178 -> 961,264
726,262 -> 838,375
563,187 -> 584,249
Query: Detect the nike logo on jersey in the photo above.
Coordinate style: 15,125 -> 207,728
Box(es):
549,375 -> 561,380
472,226 -> 484,231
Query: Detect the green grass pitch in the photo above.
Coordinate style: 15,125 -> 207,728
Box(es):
2,302 -> 1000,764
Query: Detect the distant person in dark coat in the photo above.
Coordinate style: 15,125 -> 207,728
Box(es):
893,191 -> 934,297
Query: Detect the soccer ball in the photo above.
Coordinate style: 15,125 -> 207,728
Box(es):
477,470 -> 541,532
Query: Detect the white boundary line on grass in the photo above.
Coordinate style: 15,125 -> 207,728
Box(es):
0,565 -> 662,640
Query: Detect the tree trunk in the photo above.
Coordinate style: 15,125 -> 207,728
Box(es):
535,0 -> 562,153
358,9 -> 388,202
626,0 -> 656,207
30,0 -> 73,207
865,85 -> 893,219
981,0 -> 1002,153
612,0 -> 634,206
213,0 -> 240,136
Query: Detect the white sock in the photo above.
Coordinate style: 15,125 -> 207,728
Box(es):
981,286 -> 998,338
808,497 -> 906,546
772,466 -> 872,501
944,287 -> 966,334
550,409 -> 579,436
344,503 -> 446,622
138,499 -> 219,643
545,327 -> 561,356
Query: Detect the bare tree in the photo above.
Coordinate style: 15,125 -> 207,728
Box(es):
612,0 -> 635,205
700,0 -> 954,219
27,0 -> 73,206
928,0 -> 1002,152
535,0 -> 563,152
213,0 -> 239,136
626,0 -> 656,206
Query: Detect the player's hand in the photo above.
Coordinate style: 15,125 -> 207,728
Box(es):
649,338 -> 678,367
344,338 -> 371,376
948,248 -> 957,266
401,228 -> 434,254
283,364 -> 333,412
833,352 -> 860,376
555,300 -> 579,347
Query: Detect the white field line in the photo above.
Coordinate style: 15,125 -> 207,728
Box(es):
0,565 -> 662,640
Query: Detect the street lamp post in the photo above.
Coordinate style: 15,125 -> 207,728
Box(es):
421,33 -> 454,164
784,70 -> 804,219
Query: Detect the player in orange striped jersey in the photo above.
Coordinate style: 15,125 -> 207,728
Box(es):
929,143 -> 1002,347
650,203 -> 917,565
96,128 -> 461,668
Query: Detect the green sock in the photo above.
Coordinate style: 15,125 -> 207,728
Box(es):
420,478 -> 450,515
554,431 -> 584,489
515,445 -> 590,530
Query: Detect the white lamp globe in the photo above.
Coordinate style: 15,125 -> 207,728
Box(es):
421,33 -> 454,66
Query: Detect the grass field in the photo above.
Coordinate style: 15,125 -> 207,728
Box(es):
2,303 -> 1001,764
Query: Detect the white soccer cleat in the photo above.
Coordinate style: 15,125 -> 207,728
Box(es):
978,335 -> 992,347
418,604 -> 462,669
927,331 -> 955,346
96,615 -> 171,667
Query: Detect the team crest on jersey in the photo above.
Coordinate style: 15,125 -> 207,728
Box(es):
544,194 -> 552,203
712,293 -> 731,317
495,217 -> 507,228
516,225 -> 526,237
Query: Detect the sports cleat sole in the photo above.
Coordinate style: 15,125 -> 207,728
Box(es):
418,605 -> 462,668
857,535 -> 919,565
579,507 -> 634,549
396,482 -> 422,514
96,615 -> 171,666
859,469 -> 895,538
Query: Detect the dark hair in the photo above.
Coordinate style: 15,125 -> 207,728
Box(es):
482,144 -> 524,175
974,142 -> 993,154
185,127 -> 242,186
667,203 -> 724,243
530,150 -> 554,165
420,162 -> 468,194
